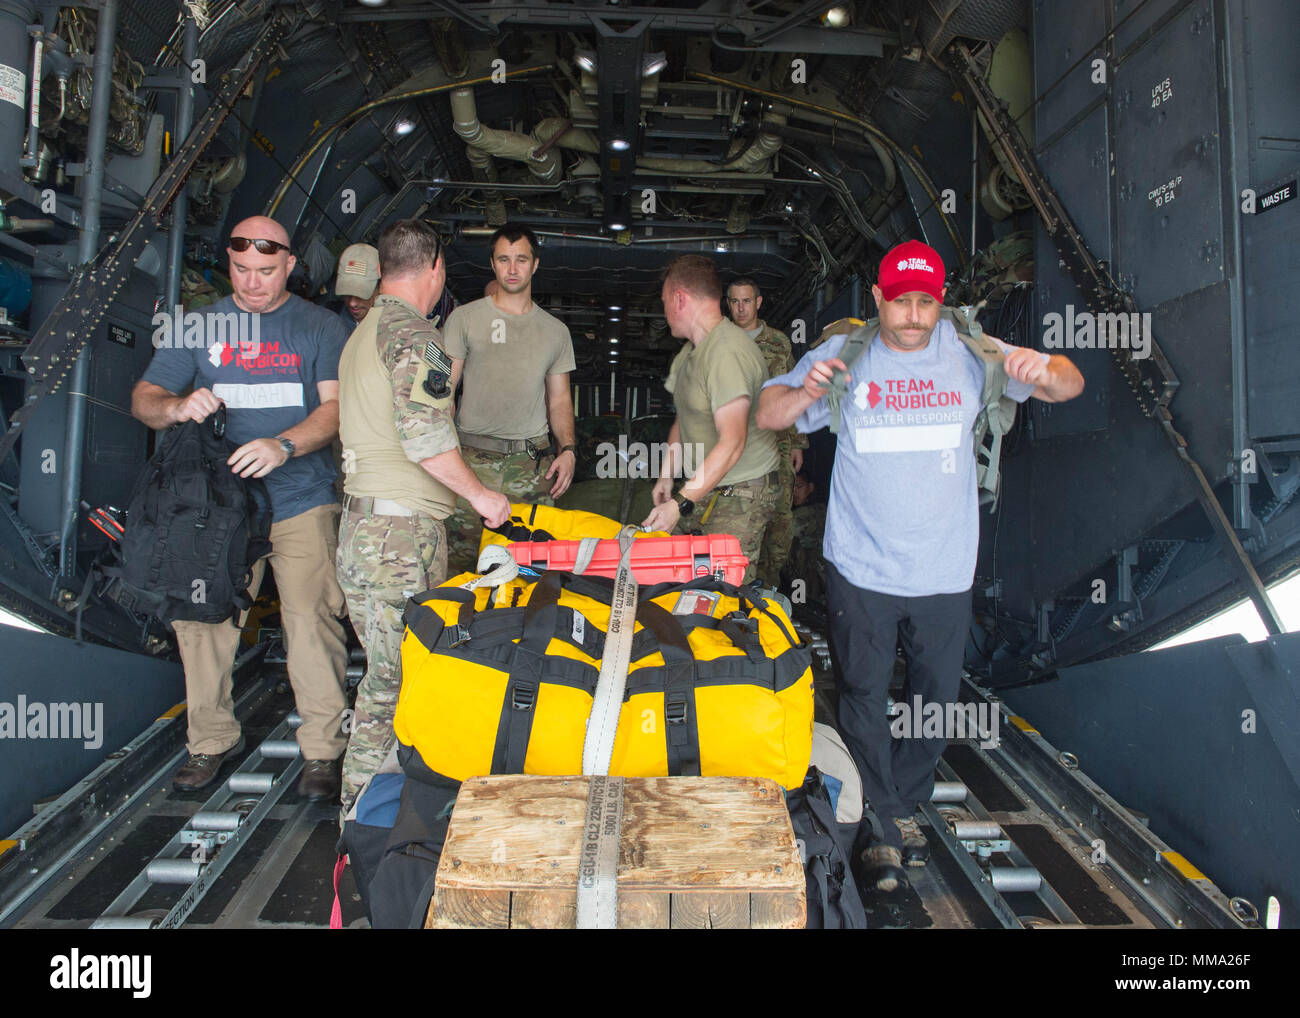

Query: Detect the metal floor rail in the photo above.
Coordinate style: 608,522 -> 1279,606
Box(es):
91,712 -> 304,930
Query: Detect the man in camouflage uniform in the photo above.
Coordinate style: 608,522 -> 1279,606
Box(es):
441,224 -> 577,574
336,219 -> 510,811
726,277 -> 808,587
781,469 -> 827,611
643,256 -> 780,584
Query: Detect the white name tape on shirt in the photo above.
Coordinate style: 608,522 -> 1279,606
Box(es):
212,382 -> 305,410
855,422 -> 963,454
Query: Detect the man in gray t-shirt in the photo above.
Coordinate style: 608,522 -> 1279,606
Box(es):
132,216 -> 351,802
440,224 -> 577,574
758,240 -> 1084,891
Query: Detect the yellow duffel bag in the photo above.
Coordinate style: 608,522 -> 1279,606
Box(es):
393,571 -> 813,790
477,502 -> 669,555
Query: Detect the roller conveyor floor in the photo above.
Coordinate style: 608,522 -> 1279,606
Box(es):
0,643 -> 1250,930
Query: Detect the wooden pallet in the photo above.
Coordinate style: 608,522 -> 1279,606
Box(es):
428,775 -> 805,929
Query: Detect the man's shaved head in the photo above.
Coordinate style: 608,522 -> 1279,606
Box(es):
226,215 -> 295,314
229,215 -> 290,248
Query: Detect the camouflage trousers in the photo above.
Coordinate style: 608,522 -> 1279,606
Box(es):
335,504 -> 447,814
444,445 -> 555,576
688,470 -> 780,586
756,450 -> 796,587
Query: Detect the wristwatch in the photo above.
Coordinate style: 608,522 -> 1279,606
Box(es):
558,444 -> 577,458
276,437 -> 296,460
673,492 -> 695,516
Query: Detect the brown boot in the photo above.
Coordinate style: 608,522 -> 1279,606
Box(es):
298,758 -> 340,802
861,844 -> 907,893
173,735 -> 245,793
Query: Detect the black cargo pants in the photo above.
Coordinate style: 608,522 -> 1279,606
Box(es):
825,563 -> 972,848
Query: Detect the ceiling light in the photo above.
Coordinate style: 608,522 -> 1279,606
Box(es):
357,0 -> 388,7
609,137 -> 631,152
608,221 -> 627,231
714,241 -> 730,253
609,337 -> 619,344
821,5 -> 852,28
575,50 -> 598,74
608,316 -> 621,322
642,52 -> 668,77
608,304 -> 622,311
393,118 -> 416,136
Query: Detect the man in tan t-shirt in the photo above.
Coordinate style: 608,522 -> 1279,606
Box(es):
441,223 -> 577,574
335,218 -> 510,811
642,255 -> 779,583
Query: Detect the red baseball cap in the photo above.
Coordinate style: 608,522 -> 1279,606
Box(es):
878,240 -> 945,302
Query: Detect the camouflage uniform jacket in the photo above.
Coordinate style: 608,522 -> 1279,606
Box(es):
750,321 -> 808,458
338,293 -> 459,517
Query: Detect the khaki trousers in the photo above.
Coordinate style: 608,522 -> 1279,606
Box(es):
173,503 -> 349,759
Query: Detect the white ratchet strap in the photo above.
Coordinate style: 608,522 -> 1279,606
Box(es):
576,524 -> 639,928
462,544 -> 520,589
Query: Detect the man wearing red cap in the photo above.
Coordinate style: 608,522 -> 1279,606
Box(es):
757,240 -> 1083,891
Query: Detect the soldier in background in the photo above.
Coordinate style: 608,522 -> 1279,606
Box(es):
335,243 -> 380,326
335,219 -> 510,811
726,277 -> 807,587
781,468 -> 827,614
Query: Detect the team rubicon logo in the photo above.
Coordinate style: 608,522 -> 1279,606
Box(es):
854,381 -> 883,409
895,257 -> 935,273
856,378 -> 961,411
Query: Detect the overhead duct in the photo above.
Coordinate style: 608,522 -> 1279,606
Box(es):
450,86 -> 562,184
532,104 -> 791,176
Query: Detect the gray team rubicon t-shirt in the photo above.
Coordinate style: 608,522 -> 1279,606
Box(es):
763,317 -> 1038,597
141,293 -> 349,522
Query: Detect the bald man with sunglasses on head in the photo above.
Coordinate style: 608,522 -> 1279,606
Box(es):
131,215 -> 353,801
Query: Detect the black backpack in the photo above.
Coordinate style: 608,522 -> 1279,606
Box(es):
104,408 -> 272,625
787,767 -> 870,929
337,773 -> 457,929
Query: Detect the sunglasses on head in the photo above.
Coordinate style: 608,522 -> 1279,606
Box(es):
230,236 -> 290,255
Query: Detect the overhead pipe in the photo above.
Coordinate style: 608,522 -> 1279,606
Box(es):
685,70 -> 971,261
164,11 -> 199,311
19,18 -> 41,168
450,86 -> 563,183
532,104 -> 791,176
266,64 -> 556,216
59,0 -> 118,581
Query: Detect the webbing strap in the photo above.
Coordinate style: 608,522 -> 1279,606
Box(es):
581,526 -> 639,776
575,775 -> 625,930
825,323 -> 877,435
573,536 -> 601,575
330,855 -> 347,930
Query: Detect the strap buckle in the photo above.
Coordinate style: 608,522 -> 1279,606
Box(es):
512,682 -> 537,711
447,623 -> 471,648
716,484 -> 734,497
727,612 -> 757,634
665,694 -> 688,726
